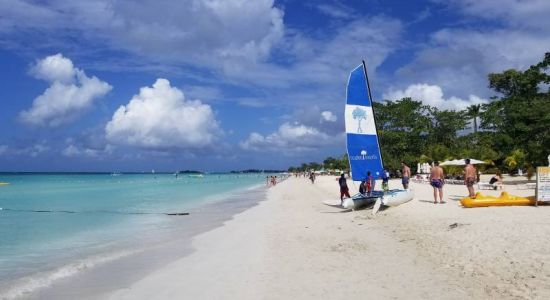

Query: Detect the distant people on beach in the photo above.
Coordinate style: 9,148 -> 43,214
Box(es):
309,172 -> 315,184
338,174 -> 350,205
464,159 -> 477,198
401,162 -> 411,189
266,176 -> 270,187
382,170 -> 389,192
268,176 -> 277,187
430,161 -> 445,204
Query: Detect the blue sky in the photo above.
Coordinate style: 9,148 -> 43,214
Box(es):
1,0 -> 549,172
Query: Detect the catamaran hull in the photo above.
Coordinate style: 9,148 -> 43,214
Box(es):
382,190 -> 414,206
342,194 -> 379,210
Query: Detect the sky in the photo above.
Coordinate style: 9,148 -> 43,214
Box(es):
1,0 -> 549,172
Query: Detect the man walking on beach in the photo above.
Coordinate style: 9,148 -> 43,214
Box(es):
464,159 -> 477,198
430,161 -> 445,204
339,173 -> 350,205
401,162 -> 411,189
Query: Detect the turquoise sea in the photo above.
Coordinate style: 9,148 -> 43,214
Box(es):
0,173 -> 268,298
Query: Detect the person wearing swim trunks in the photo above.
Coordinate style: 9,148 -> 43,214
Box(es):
401,162 -> 410,189
464,159 -> 477,198
429,161 -> 445,204
338,173 -> 350,205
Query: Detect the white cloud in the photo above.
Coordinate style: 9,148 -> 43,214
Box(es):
1,1 -> 403,112
239,122 -> 337,153
30,53 -> 75,83
321,111 -> 337,122
19,54 -> 112,127
105,79 -> 220,150
62,144 -> 113,158
224,16 -> 402,89
383,83 -> 487,110
0,143 -> 50,157
393,1 -> 550,100
14,143 -> 49,157
0,0 -> 284,67
309,1 -> 355,19
442,0 -> 550,30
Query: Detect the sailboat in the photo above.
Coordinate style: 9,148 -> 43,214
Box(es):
342,61 -> 414,212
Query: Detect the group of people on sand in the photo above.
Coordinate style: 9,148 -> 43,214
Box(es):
266,175 -> 278,187
338,169 -> 391,205
339,159 -> 490,205
426,158 -> 478,204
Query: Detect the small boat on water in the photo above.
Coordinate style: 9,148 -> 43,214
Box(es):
0,182 -> 9,186
187,174 -> 204,178
344,61 -> 413,212
461,192 -> 535,208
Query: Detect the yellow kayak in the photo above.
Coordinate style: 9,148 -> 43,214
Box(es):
0,182 -> 10,186
461,192 -> 535,208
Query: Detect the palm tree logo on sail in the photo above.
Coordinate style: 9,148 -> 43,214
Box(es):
352,107 -> 367,133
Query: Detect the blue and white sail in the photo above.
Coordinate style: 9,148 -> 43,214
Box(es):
345,63 -> 384,181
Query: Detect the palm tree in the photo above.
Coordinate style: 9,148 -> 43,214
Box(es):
467,104 -> 481,133
504,149 -> 526,173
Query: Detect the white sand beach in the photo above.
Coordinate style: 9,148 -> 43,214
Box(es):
107,175 -> 549,300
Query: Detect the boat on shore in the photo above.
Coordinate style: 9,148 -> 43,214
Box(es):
461,192 -> 535,208
342,192 -> 379,210
344,61 -> 413,212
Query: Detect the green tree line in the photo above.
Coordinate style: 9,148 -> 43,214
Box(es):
288,52 -> 550,176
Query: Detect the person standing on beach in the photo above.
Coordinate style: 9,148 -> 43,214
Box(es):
309,171 -> 315,184
382,169 -> 389,192
464,159 -> 477,198
429,161 -> 445,204
359,180 -> 366,195
338,174 -> 350,205
366,171 -> 373,195
401,162 -> 411,189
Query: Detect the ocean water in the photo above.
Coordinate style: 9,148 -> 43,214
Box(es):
0,173 -> 267,298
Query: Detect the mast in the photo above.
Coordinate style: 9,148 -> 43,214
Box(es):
361,60 -> 385,169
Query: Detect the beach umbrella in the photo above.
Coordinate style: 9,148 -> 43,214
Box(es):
467,159 -> 486,165
440,159 -> 486,166
440,159 -> 459,166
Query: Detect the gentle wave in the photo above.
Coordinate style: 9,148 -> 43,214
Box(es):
0,249 -> 138,300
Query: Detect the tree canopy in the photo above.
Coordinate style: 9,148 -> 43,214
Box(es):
288,52 -> 550,175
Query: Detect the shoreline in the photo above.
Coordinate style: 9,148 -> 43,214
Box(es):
106,175 -> 547,300
1,183 -> 269,300
6,175 -> 549,299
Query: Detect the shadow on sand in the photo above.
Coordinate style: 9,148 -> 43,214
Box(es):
448,195 -> 464,202
321,201 -> 379,213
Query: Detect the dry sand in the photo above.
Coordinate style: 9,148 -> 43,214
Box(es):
108,175 -> 549,300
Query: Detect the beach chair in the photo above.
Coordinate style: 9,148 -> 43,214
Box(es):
477,182 -> 503,190
523,183 -> 536,190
